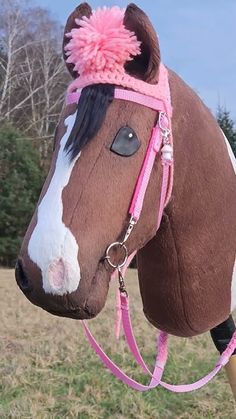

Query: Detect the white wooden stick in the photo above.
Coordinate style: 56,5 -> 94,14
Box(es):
225,355 -> 236,400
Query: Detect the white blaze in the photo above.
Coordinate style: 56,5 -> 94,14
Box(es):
28,112 -> 81,295
222,131 -> 236,312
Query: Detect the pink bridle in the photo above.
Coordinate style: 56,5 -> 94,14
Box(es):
66,88 -> 236,392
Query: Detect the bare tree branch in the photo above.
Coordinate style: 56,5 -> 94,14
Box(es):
0,0 -> 70,148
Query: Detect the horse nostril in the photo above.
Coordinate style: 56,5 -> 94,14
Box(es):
15,259 -> 33,293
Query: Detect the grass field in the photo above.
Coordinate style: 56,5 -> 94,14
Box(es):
0,269 -> 235,418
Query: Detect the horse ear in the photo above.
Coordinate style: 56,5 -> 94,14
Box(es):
63,3 -> 92,78
124,4 -> 161,83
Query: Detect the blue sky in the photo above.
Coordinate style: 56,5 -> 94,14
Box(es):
36,0 -> 236,119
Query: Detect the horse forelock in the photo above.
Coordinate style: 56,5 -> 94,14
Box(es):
64,84 -> 115,161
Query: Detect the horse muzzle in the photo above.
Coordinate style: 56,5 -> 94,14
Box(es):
15,256 -> 111,320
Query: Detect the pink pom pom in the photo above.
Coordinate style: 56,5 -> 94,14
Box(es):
65,7 -> 141,75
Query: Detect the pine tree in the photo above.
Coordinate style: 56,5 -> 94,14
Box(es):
217,107 -> 236,156
0,125 -> 45,266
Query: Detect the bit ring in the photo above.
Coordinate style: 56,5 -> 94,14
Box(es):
105,242 -> 128,269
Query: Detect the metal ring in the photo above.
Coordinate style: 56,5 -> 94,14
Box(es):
105,241 -> 128,269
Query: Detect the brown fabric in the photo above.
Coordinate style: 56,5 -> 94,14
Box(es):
138,69 -> 236,337
60,99 -> 159,318
124,4 -> 160,83
17,4 -> 236,338
18,94 -> 161,319
63,3 -> 92,78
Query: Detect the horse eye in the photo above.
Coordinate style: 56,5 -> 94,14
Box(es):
110,126 -> 141,157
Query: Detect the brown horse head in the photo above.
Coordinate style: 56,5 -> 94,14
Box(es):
16,3 -> 236,338
15,3 -> 163,319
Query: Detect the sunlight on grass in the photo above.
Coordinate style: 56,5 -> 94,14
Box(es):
0,269 -> 235,418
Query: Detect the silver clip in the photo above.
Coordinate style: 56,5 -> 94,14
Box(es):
118,267 -> 128,296
122,216 -> 137,245
159,111 -> 171,144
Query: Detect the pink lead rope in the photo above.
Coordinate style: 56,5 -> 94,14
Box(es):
66,87 -> 236,392
120,292 -> 236,392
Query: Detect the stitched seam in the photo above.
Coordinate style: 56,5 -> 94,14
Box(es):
166,210 -> 199,334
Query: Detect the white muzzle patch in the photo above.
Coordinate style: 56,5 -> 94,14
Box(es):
28,112 -> 81,296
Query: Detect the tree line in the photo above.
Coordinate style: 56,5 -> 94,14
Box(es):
0,0 -> 69,143
0,0 -> 235,266
0,0 -> 69,265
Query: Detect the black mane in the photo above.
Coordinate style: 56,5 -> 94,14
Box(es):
65,84 -> 115,161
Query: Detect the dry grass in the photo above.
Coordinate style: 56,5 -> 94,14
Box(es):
0,269 -> 235,418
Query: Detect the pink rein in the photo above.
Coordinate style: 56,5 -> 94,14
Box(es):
66,87 -> 236,393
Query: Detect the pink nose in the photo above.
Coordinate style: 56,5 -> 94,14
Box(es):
48,258 -> 67,290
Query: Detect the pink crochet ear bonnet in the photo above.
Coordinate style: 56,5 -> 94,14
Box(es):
65,6 -> 171,104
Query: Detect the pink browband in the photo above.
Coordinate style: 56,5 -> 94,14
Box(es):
65,87 -> 236,393
66,88 -> 170,113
